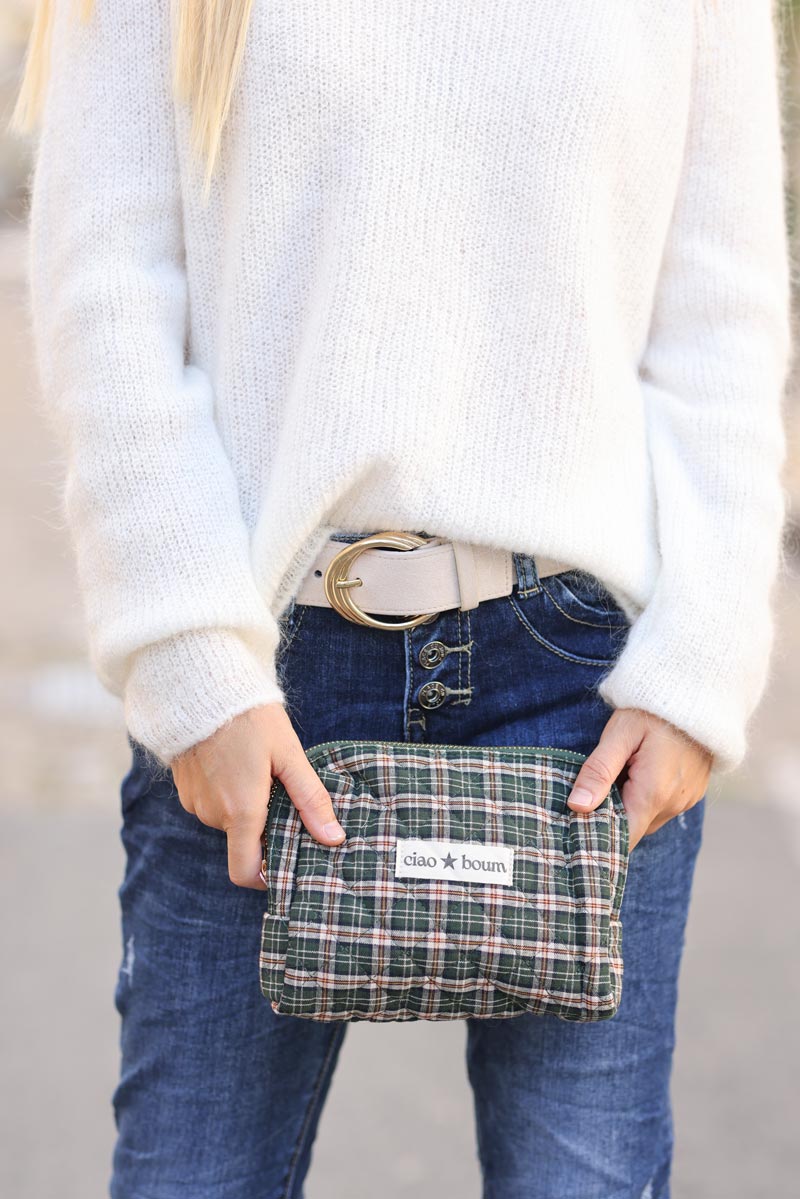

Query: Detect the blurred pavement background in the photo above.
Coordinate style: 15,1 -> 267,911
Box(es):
1,5 -> 800,1197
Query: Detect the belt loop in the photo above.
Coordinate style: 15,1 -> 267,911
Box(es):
512,552 -> 540,593
451,541 -> 480,611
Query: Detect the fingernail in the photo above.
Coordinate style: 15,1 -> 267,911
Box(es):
323,821 -> 346,842
569,788 -> 594,809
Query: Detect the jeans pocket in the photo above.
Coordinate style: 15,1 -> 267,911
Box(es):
539,569 -> 631,629
508,573 -> 631,667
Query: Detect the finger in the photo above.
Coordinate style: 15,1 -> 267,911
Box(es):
623,801 -> 650,852
274,746 -> 346,846
567,711 -> 644,813
641,802 -> 686,840
225,810 -> 269,891
172,771 -> 197,817
618,762 -> 674,851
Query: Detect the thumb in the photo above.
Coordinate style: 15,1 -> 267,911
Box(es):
567,713 -> 641,813
273,741 -> 346,847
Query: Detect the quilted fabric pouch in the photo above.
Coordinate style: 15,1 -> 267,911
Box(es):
259,740 -> 629,1023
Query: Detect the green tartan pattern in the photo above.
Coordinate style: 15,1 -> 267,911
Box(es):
259,741 -> 629,1023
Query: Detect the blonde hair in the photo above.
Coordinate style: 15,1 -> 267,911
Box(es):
9,0 -> 255,195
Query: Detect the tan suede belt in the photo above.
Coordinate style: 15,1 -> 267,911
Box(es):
293,530 -> 575,631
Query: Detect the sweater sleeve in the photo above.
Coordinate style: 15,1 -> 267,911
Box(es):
27,0 -> 286,767
597,0 -> 793,775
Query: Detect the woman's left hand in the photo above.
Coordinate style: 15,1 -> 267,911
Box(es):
566,707 -> 713,851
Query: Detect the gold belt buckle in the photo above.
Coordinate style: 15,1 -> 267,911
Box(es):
322,531 -> 440,630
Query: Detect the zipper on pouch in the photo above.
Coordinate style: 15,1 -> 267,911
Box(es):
260,739 -> 597,856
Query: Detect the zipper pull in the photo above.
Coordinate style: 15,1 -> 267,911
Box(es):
259,824 -> 269,887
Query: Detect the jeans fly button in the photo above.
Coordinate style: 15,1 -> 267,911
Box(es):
419,641 -> 447,669
418,681 -> 447,709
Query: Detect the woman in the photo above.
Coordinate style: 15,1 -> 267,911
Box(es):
13,2 -> 791,1196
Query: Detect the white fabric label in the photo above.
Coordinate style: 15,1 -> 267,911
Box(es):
395,838 -> 515,886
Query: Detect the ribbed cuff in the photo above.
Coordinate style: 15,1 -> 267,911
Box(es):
123,627 -> 286,768
596,602 -> 774,777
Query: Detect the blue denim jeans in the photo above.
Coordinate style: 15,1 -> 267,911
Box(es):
110,533 -> 705,1199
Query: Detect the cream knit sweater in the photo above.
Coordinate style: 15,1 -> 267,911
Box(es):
27,1 -> 792,773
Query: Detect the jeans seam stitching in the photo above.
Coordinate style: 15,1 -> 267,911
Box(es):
457,608 -> 463,693
506,594 -> 619,667
282,603 -> 307,652
403,628 -> 417,738
465,609 -> 473,700
538,578 -> 629,630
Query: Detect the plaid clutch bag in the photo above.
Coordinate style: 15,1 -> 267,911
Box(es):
259,740 -> 629,1023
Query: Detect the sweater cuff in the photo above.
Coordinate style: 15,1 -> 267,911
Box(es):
123,628 -> 286,768
596,596 -> 775,777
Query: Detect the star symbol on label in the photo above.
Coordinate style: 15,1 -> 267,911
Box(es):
441,852 -> 456,869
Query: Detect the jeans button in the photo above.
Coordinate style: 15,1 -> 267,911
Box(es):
419,641 -> 446,669
418,681 -> 447,709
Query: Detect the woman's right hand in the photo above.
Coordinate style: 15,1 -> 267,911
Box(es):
170,703 -> 346,891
